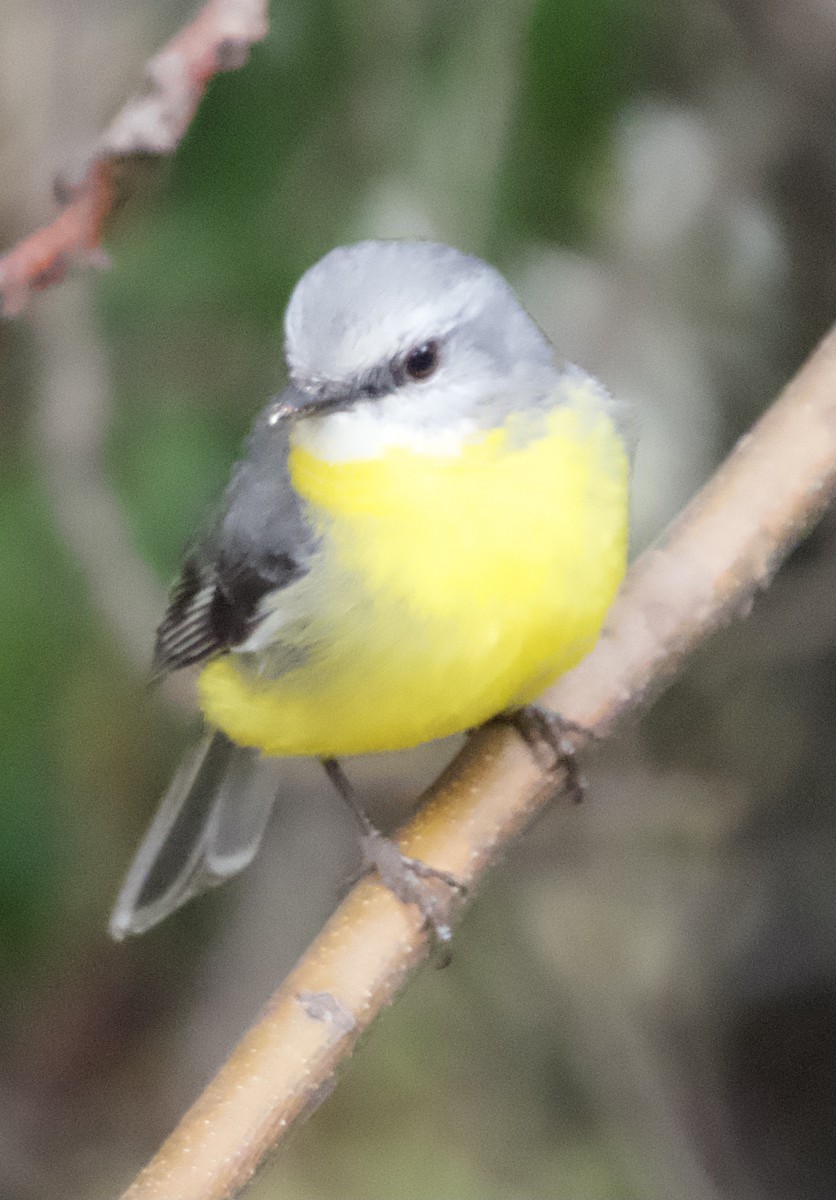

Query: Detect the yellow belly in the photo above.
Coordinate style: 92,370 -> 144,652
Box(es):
198,396 -> 629,757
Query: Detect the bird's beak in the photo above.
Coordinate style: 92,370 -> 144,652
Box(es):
267,385 -> 319,424
267,384 -> 355,426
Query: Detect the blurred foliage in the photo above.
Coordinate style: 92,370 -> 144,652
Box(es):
2,0 -> 836,1198
0,462 -> 92,964
499,0 -> 647,246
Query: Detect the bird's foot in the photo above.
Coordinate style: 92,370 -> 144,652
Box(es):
321,757 -> 465,956
501,704 -> 593,804
360,829 -> 466,954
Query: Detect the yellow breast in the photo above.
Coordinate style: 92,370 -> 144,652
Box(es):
198,392 -> 629,757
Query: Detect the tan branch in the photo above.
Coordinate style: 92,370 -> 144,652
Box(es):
0,0 -> 269,316
118,322 -> 836,1200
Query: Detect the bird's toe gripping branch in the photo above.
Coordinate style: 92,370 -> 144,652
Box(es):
321,757 -> 466,951
359,828 -> 466,949
502,703 -> 592,804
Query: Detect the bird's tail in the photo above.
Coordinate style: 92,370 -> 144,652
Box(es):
108,731 -> 279,940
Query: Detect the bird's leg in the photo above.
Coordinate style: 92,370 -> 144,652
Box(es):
320,758 -> 465,948
493,704 -> 594,804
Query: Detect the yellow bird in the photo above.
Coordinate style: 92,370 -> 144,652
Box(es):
109,240 -> 630,940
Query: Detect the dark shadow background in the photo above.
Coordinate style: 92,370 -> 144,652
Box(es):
1,1 -> 835,1196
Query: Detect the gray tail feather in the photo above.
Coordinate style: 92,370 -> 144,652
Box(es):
109,731 -> 279,940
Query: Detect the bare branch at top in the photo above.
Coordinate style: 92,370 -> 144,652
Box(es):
0,0 -> 269,316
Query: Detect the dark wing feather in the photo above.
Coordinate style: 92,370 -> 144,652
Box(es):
153,558 -> 221,672
153,392 -> 318,676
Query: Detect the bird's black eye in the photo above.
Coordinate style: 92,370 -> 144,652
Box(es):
404,340 -> 440,382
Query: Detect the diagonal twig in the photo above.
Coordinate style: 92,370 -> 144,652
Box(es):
0,0 -> 269,316
117,321 -> 836,1200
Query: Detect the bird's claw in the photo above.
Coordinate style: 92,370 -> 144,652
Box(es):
361,829 -> 465,958
503,703 -> 592,803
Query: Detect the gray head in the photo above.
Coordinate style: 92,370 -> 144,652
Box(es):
281,241 -> 557,460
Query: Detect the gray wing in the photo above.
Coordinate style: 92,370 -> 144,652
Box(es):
112,394 -> 318,938
109,731 -> 281,939
154,391 -> 318,674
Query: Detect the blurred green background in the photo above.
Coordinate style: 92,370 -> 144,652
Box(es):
2,0 -> 836,1197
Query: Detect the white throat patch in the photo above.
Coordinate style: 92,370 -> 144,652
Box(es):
291,398 -> 478,463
